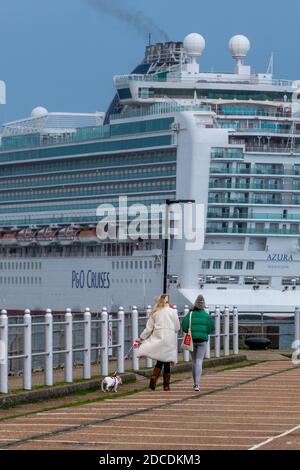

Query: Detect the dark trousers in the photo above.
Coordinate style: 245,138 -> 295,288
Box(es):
155,361 -> 170,374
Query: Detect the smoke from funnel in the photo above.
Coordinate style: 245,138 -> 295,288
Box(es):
84,0 -> 169,43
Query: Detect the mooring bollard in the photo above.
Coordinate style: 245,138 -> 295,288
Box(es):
117,307 -> 125,374
131,306 -> 139,371
45,309 -> 53,386
0,310 -> 8,394
214,306 -> 221,358
23,309 -> 32,391
101,308 -> 109,377
84,308 -> 92,380
65,308 -> 73,383
146,306 -> 153,369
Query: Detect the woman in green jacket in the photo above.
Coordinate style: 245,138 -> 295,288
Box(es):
182,295 -> 215,392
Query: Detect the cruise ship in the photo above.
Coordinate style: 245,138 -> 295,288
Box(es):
1,33 -> 300,313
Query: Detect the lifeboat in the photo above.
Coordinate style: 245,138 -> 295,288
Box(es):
1,232 -> 17,246
78,228 -> 98,243
57,227 -> 80,245
16,228 -> 37,246
36,227 -> 58,246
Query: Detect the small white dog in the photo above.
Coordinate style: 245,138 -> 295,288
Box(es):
101,375 -> 122,393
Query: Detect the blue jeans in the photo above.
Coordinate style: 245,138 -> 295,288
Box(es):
192,342 -> 207,387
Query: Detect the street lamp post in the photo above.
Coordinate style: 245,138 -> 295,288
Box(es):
163,198 -> 196,293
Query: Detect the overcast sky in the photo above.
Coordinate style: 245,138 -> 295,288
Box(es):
1,0 -> 300,124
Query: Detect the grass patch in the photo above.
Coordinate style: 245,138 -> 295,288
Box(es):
1,378 -> 136,410
217,361 -> 258,372
0,385 -> 147,423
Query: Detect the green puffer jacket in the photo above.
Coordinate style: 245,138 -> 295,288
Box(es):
182,309 -> 215,342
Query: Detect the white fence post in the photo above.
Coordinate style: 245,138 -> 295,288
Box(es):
101,308 -> 108,377
214,306 -> 221,358
233,306 -> 239,355
45,309 -> 53,386
131,306 -> 139,371
117,307 -> 125,374
84,308 -> 91,380
0,310 -> 8,394
146,306 -> 153,369
183,306 -> 190,362
224,306 -> 230,356
295,307 -> 300,342
205,305 -> 211,359
108,313 -> 113,357
173,305 -> 179,363
65,308 -> 73,383
23,309 -> 32,391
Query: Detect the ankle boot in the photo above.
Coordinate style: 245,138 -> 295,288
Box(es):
163,374 -> 171,391
149,366 -> 161,390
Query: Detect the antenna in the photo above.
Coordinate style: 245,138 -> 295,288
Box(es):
267,52 -> 274,75
148,33 -> 152,46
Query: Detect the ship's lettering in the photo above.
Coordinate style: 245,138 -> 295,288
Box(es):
267,254 -> 294,262
72,270 -> 85,288
87,270 -> 110,289
72,270 -> 110,289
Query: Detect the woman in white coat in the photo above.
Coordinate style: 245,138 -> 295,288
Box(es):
136,294 -> 180,391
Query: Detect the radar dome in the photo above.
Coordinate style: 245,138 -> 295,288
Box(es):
183,33 -> 205,58
31,106 -> 48,118
229,35 -> 250,59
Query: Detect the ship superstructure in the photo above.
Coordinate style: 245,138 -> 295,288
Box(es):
1,34 -> 300,312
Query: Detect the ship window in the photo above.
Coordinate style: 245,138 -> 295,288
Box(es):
224,261 -> 232,270
130,261 -> 134,269
112,262 -> 115,270
144,261 -> 148,269
246,262 -> 255,270
140,261 -> 143,269
235,261 -> 243,270
202,261 -> 211,269
213,261 -> 222,269
135,261 -> 138,269
282,278 -> 300,286
149,261 -> 152,269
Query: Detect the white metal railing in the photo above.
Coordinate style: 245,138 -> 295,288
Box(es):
0,305 -> 242,394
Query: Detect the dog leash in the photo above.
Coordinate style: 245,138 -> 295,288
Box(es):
112,343 -> 138,376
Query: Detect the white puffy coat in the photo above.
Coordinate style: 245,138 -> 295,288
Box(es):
137,307 -> 180,364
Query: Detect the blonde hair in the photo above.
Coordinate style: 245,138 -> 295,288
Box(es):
151,294 -> 169,315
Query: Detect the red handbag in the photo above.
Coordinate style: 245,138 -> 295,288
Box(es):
181,312 -> 194,352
